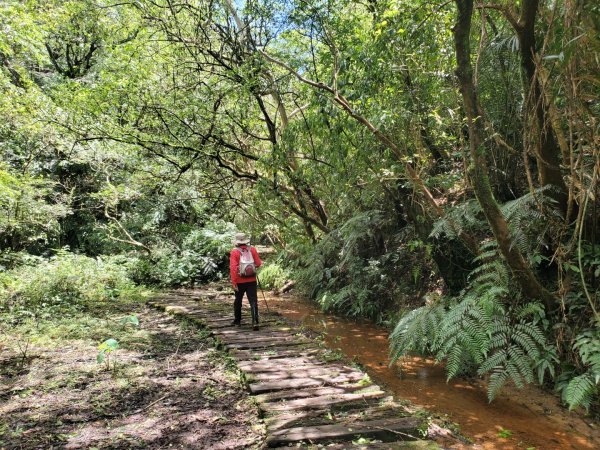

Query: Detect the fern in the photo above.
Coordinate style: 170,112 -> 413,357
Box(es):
563,374 -> 596,411
574,330 -> 600,375
558,329 -> 600,410
389,239 -> 556,402
431,187 -> 559,265
298,209 -> 433,320
389,304 -> 445,362
430,199 -> 483,240
258,263 -> 290,290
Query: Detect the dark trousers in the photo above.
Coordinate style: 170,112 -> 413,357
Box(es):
234,281 -> 258,324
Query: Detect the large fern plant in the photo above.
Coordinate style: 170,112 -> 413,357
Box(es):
390,241 -> 557,401
431,187 -> 559,265
556,328 -> 600,411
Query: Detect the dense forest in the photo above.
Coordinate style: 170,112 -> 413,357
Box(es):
1,0 -> 598,427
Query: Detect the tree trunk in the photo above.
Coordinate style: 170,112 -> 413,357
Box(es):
516,0 -> 569,216
454,0 -> 557,310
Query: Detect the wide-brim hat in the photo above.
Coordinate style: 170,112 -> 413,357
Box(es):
233,232 -> 250,245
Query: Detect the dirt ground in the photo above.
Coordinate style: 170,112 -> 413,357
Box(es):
0,305 -> 264,449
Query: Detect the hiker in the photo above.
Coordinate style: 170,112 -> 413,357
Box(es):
230,233 -> 262,330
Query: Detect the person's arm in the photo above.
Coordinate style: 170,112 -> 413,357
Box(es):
251,247 -> 262,268
230,249 -> 240,290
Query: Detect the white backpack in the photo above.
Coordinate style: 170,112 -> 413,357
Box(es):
236,246 -> 256,277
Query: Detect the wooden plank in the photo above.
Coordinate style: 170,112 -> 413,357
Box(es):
222,337 -> 306,347
264,409 -> 330,432
265,402 -> 402,433
232,347 -> 322,360
201,316 -> 279,325
238,358 -> 325,374
249,372 -> 367,394
203,321 -> 279,331
248,366 -> 362,381
266,417 -> 422,446
260,390 -> 385,412
216,326 -> 294,335
249,378 -> 331,393
219,335 -> 301,346
225,340 -> 311,350
216,331 -> 296,341
271,441 -> 439,450
237,356 -> 322,368
254,386 -> 363,403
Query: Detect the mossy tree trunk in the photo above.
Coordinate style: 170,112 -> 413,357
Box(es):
453,0 -> 557,310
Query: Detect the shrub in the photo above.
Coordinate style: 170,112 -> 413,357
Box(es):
129,221 -> 237,286
293,210 -> 433,321
258,263 -> 290,290
0,251 -> 141,320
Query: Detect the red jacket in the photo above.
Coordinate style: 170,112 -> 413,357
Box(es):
230,245 -> 262,285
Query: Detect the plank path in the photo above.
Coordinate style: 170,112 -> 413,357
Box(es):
150,286 -> 439,449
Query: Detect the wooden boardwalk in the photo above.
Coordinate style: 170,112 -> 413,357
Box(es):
150,287 -> 439,449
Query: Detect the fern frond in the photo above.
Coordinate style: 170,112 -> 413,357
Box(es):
563,374 -> 596,411
505,359 -> 525,388
430,199 -> 483,240
478,349 -> 507,374
488,371 -> 509,401
446,345 -> 466,380
389,305 -> 443,363
507,345 -> 534,384
574,330 -> 600,373
516,302 -> 544,320
511,327 -> 542,360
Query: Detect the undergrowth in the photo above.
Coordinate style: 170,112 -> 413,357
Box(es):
293,210 -> 434,322
130,221 -> 236,286
391,186 -> 600,412
0,251 -> 150,349
257,262 -> 290,290
390,240 -> 558,402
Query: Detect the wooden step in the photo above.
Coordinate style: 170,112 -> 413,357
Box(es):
266,417 -> 422,446
254,385 -> 364,403
203,321 -> 268,330
266,401 -> 405,432
249,372 -> 367,394
224,340 -> 312,350
260,390 -> 385,412
232,347 -> 322,360
220,335 -> 307,346
217,331 -> 297,343
264,408 -> 331,431
216,326 -> 294,336
248,366 -> 363,382
271,441 -> 440,449
239,361 -> 325,373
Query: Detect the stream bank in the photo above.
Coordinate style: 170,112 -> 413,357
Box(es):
265,291 -> 600,449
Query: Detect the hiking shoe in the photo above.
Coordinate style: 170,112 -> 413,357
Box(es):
253,324 -> 259,331
231,320 -> 241,327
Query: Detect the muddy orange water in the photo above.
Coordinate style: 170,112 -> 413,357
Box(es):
264,292 -> 599,449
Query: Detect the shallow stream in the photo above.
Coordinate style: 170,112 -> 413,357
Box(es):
264,292 -> 599,449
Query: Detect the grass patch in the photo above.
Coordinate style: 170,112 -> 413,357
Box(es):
0,298 -> 263,449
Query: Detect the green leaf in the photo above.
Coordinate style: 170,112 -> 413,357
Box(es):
98,338 -> 119,352
120,315 -> 139,326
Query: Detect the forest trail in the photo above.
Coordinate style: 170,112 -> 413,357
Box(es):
149,287 -> 449,449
